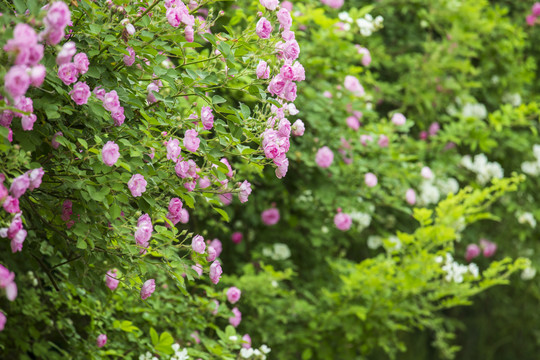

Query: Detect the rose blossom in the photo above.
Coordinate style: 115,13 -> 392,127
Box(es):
140,279 -> 156,300
256,17 -> 273,39
123,47 -> 136,66
58,63 -> 79,86
210,239 -> 222,258
102,141 -> 120,166
256,60 -> 270,79
207,246 -> 217,261
10,173 -> 30,198
21,114 -> 37,131
184,129 -> 200,152
70,81 -> 91,105
27,168 -> 44,191
315,146 -> 334,168
227,287 -> 241,304
391,113 -> 406,126
378,135 -> 389,148
192,235 -> 206,254
209,260 -> 223,284
344,75 -> 365,96
0,312 -> 5,331
96,334 -> 107,348
127,174 -> 147,197
334,209 -> 352,231
276,8 -> 292,30
229,307 -> 242,327
346,116 -> 360,130
166,138 -> 181,162
106,269 -> 120,291
260,0 -> 279,11
405,188 -> 416,205
365,172 -> 378,187
4,65 -> 31,98
261,207 -> 280,225
242,334 -> 252,349
465,244 -> 481,262
292,119 -> 305,136
73,53 -> 89,74
480,239 -> 497,258
421,166 -> 434,180
238,180 -> 252,203
201,106 -> 214,130
231,232 -> 243,244
3,196 -> 19,213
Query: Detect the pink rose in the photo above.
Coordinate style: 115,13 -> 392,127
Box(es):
56,42 -> 76,65
315,146 -> 333,168
207,246 -> 217,261
242,334 -> 252,349
166,138 -> 181,162
480,239 -> 497,258
292,119 -> 305,136
275,158 -> 289,179
70,81 -> 91,105
185,26 -> 194,42
192,234 -> 206,254
344,75 -> 364,96
533,3 -> 540,16
292,61 -> 305,81
261,207 -> 280,225
256,60 -> 270,79
101,141 -> 120,166
93,86 -> 106,101
346,116 -> 360,130
334,209 -> 352,231
128,174 -> 147,197
124,47 -> 136,66
405,188 -> 416,205
4,65 -> 31,98
260,0 -> 279,11
229,307 -> 242,327
280,39 -> 300,60
268,75 -> 287,95
21,114 -> 37,131
96,334 -> 107,348
52,131 -> 63,149
226,286 -> 241,304
27,167 -> 44,191
321,0 -> 344,9
356,46 -> 371,66
428,122 -> 440,136
391,113 -> 406,126
58,63 -> 79,86
106,269 -> 119,291
184,129 -> 200,152
277,8 -> 292,30
210,239 -> 223,258
168,197 -> 183,216
192,263 -> 203,277
201,106 -> 214,130
231,232 -> 243,244
10,173 -> 30,198
238,180 -> 252,203
30,65 -> 46,87
103,90 -> 120,112
256,17 -> 273,39
209,260 -> 223,284
465,244 -> 481,262
140,279 -> 156,300
421,166 -> 433,180
3,196 -> 19,213
45,1 -> 71,29
527,14 -> 537,26
365,172 -> 378,187
0,311 -> 5,331
378,135 -> 389,148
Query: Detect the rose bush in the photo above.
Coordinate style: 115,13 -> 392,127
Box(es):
0,0 -> 539,360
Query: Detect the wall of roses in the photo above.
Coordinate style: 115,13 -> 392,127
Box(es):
1,0 -> 540,359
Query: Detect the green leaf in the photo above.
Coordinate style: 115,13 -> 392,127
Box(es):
212,95 -> 227,105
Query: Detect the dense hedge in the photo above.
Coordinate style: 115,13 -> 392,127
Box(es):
1,1 -> 539,359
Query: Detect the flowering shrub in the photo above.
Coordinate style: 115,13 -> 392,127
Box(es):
1,0 -> 539,359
